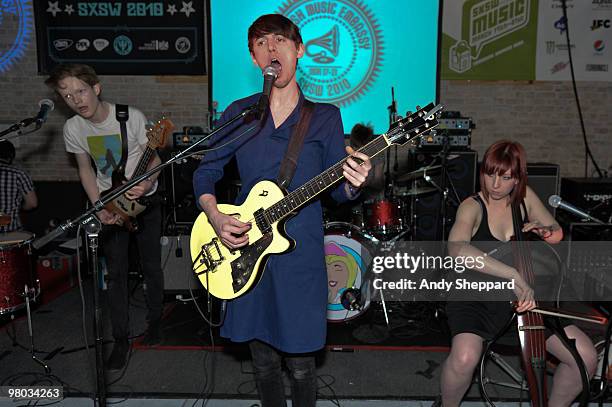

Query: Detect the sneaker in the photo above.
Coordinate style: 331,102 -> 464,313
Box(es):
106,338 -> 129,371
141,320 -> 162,346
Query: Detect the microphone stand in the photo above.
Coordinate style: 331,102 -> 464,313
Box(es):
0,117 -> 42,141
31,102 -> 259,407
385,87 -> 398,199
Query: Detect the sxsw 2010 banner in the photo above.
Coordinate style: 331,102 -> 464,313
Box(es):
441,0 -> 612,82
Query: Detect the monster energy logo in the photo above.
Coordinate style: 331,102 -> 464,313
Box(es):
470,0 -> 529,50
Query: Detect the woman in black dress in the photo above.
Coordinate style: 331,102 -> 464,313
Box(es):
439,140 -> 597,406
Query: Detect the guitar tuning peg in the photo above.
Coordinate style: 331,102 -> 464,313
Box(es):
415,105 -> 421,110
405,110 -> 412,116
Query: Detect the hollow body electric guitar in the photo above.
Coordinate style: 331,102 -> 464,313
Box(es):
102,117 -> 174,231
190,103 -> 442,300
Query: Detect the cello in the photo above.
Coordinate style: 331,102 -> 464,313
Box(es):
510,201 -> 547,406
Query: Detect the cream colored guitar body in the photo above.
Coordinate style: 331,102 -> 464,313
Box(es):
190,180 -> 293,300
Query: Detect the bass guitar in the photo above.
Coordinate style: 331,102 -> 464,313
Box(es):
190,103 -> 442,300
103,117 -> 174,231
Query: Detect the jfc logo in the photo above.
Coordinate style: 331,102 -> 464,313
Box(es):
278,0 -> 384,106
0,0 -> 33,73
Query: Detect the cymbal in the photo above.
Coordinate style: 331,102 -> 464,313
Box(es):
394,186 -> 437,196
395,165 -> 442,183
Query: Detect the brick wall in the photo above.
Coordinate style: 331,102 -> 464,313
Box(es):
1,27 -> 611,182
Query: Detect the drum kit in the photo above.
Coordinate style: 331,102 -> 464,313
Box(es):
324,159 -> 450,323
0,213 -> 48,371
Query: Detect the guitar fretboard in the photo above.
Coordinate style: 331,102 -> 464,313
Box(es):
263,136 -> 390,224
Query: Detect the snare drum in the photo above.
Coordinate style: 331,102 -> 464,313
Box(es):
363,199 -> 405,239
0,231 -> 35,314
324,222 -> 373,322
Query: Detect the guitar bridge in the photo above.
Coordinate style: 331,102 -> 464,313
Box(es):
195,238 -> 225,274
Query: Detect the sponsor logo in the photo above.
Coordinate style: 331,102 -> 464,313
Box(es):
75,38 -> 90,52
0,0 -> 33,73
586,63 -> 608,71
551,0 -> 574,8
592,0 -> 612,9
591,19 -> 611,30
554,16 -> 567,34
139,40 -> 169,51
545,40 -> 574,55
550,60 -> 569,74
175,36 -> 191,54
594,40 -> 605,53
93,38 -> 109,52
113,35 -> 133,56
278,0 -> 384,106
53,38 -> 73,51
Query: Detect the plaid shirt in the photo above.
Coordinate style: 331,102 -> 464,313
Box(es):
0,163 -> 34,232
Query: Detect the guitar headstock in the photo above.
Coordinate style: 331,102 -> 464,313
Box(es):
146,117 -> 175,149
385,103 -> 443,146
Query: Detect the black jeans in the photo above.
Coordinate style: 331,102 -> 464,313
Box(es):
101,201 -> 163,340
248,340 -> 317,407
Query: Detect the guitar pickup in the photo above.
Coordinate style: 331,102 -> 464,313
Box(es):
196,238 -> 225,274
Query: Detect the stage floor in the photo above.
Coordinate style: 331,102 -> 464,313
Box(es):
0,280 -> 609,406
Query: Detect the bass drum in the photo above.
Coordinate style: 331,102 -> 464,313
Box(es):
324,222 -> 374,322
0,231 -> 35,315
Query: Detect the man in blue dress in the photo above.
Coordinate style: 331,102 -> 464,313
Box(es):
193,14 -> 372,407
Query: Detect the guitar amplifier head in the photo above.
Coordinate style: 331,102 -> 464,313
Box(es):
561,178 -> 612,225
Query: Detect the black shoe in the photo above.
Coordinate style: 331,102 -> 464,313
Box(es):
141,320 -> 162,346
106,338 -> 129,371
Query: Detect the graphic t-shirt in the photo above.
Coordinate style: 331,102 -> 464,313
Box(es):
63,103 -> 157,194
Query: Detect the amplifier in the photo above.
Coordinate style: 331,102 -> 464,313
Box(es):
173,132 -> 209,149
527,163 -> 560,216
560,178 -> 612,223
566,223 -> 612,301
161,235 -> 203,293
416,132 -> 471,149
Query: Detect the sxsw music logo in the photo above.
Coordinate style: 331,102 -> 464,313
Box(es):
591,19 -> 611,30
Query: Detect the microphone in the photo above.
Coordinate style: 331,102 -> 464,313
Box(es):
340,288 -> 363,311
548,194 -> 607,224
257,65 -> 279,117
35,99 -> 55,125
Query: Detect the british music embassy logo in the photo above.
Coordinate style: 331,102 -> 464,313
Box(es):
278,0 -> 384,106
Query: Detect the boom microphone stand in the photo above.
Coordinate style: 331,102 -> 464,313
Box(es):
32,102 -> 260,407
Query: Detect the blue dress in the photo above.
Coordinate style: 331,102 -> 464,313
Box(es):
193,92 -> 350,353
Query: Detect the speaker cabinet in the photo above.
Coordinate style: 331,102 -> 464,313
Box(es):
161,235 -> 203,293
527,163 -> 560,217
168,155 -> 241,226
410,150 -> 478,241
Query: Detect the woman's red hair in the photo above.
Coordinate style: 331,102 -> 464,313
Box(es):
480,140 -> 527,205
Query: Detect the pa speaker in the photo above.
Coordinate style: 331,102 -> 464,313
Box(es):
410,150 -> 478,241
527,163 -> 560,217
161,235 -> 202,293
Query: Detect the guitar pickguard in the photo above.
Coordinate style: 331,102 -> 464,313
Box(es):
231,233 -> 273,293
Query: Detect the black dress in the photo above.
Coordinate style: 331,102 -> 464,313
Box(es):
446,194 -> 523,340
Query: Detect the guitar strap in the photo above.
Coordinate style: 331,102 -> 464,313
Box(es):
115,104 -> 129,178
277,99 -> 315,189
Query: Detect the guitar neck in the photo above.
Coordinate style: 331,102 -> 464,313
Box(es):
131,145 -> 156,180
263,134 -> 391,224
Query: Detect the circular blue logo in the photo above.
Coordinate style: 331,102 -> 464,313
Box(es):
278,0 -> 384,106
0,0 -> 33,73
113,35 -> 133,56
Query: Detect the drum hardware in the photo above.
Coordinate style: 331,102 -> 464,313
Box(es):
394,185 -> 437,197
24,283 -> 50,373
